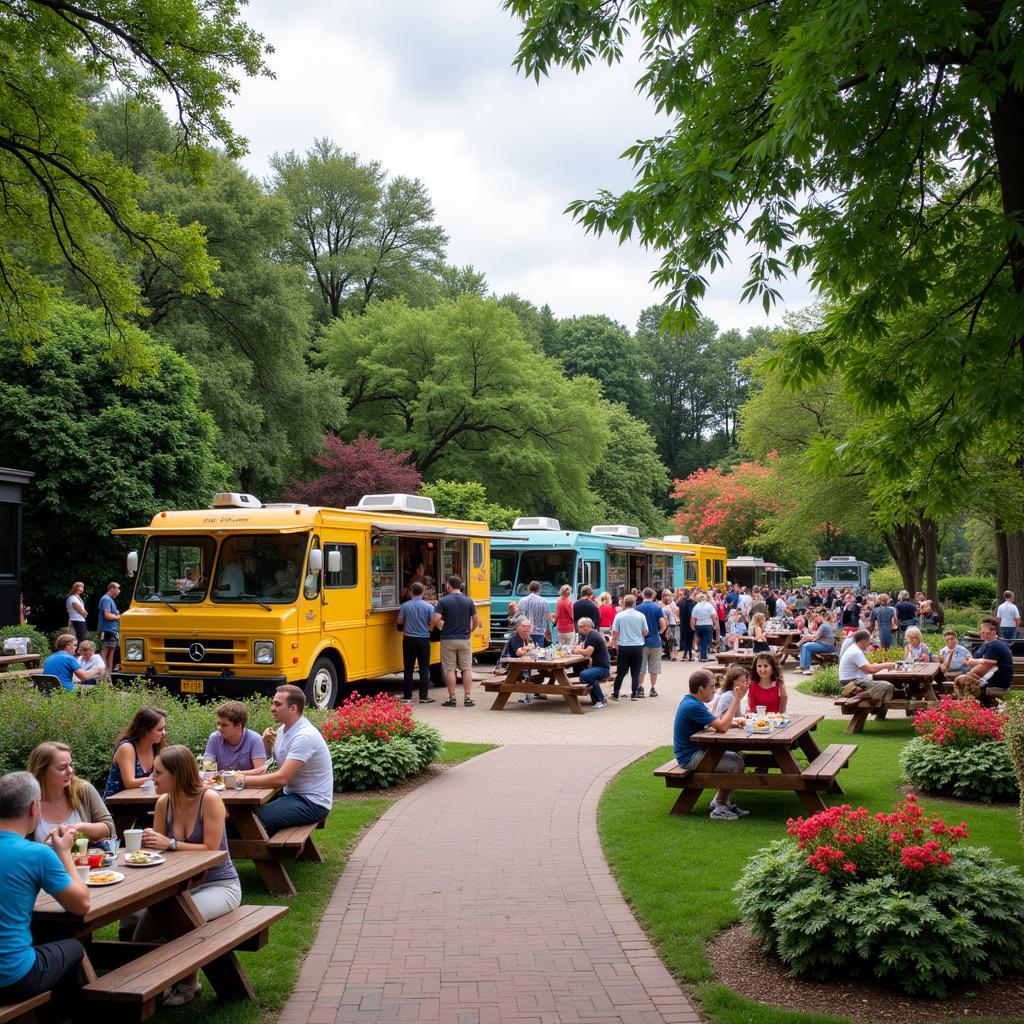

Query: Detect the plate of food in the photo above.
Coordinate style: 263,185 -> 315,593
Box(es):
87,870 -> 125,886
124,850 -> 166,868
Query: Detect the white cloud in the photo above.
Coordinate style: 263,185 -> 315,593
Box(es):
229,0 -> 811,333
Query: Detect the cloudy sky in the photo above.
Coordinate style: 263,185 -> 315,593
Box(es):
228,0 -> 812,333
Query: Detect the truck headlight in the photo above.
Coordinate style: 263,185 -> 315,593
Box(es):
254,640 -> 275,665
125,638 -> 145,661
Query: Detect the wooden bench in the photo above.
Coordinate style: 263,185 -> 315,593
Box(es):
802,744 -> 857,785
812,651 -> 837,668
82,904 -> 288,1021
0,993 -> 49,1024
483,679 -> 592,714
267,818 -> 325,863
834,695 -> 936,734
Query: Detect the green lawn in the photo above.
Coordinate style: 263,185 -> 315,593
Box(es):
599,720 -> 1024,1024
143,741 -> 495,1024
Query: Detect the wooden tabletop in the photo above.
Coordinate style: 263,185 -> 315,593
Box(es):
504,655 -> 586,667
0,652 -> 41,666
874,662 -> 944,683
715,649 -> 779,664
106,785 -> 279,809
691,713 -> 823,746
34,849 -> 225,926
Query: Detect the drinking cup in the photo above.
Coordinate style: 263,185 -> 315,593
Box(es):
124,829 -> 144,853
76,864 -> 90,883
141,778 -> 155,793
222,771 -> 236,789
756,705 -> 767,716
87,853 -> 103,869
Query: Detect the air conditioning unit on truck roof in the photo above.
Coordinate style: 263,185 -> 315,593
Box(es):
212,492 -> 262,509
349,493 -> 435,515
663,534 -> 690,543
512,516 -> 561,531
591,524 -> 640,538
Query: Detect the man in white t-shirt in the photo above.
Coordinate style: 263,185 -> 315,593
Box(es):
996,591 -> 1021,641
839,630 -> 896,703
737,589 -> 752,618
240,685 -> 333,832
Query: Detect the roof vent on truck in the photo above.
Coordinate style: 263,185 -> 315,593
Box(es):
348,493 -> 435,515
663,534 -> 691,543
512,516 -> 561,531
591,524 -> 640,538
211,492 -> 262,509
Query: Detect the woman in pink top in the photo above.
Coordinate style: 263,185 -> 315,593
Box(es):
555,584 -> 575,643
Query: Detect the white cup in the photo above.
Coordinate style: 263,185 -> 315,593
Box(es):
141,778 -> 155,793
76,864 -> 90,883
124,829 -> 144,853
222,771 -> 236,788
756,705 -> 767,716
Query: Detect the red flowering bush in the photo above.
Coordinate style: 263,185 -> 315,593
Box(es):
913,696 -> 1006,747
786,794 -> 966,886
738,793 -> 1024,995
320,691 -> 414,743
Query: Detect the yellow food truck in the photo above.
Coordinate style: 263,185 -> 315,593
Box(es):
112,493 -> 491,708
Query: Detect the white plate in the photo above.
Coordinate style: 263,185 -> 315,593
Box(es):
123,853 -> 166,868
87,870 -> 125,886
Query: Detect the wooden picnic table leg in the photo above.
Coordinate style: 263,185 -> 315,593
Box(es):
671,746 -> 725,816
230,806 -> 296,897
771,748 -> 827,815
844,704 -> 869,734
550,667 -> 585,714
489,662 -> 521,711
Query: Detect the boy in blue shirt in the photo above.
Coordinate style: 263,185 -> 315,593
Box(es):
42,634 -> 91,691
0,772 -> 90,1011
673,669 -> 749,820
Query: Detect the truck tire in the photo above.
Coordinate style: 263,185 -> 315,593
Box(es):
305,657 -> 339,709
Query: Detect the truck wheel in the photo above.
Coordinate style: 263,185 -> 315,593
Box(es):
305,657 -> 339,709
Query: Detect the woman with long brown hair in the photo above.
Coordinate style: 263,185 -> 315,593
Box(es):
27,742 -> 114,843
136,744 -> 241,1006
102,705 -> 166,798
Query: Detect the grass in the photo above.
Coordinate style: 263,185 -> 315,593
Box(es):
599,719 -> 1024,1024
140,741 -> 496,1024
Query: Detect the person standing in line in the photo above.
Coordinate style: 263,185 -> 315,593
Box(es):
554,584 -> 576,644
0,773 -> 90,1016
894,590 -> 918,646
573,585 -> 602,632
691,591 -> 719,661
596,591 -> 617,634
634,587 -> 666,698
677,588 -> 696,661
996,591 -> 1021,641
397,582 -> 436,705
661,590 -> 679,661
516,580 -> 552,648
66,582 -> 88,644
97,580 -> 122,675
432,576 -> 480,708
869,593 -> 898,650
610,594 -> 648,701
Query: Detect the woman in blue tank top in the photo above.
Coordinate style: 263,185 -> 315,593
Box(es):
133,744 -> 241,1006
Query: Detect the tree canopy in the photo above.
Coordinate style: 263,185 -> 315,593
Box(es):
0,0 -> 271,362
419,480 -> 522,531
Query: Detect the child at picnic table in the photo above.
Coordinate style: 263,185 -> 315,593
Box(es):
710,665 -> 749,717
136,744 -> 241,1007
746,653 -> 787,715
937,629 -> 971,675
903,627 -> 932,663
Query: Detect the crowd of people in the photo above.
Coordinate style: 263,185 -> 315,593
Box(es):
0,685 -> 333,1012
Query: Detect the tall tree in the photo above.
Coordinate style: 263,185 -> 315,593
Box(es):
318,295 -> 609,525
419,480 -> 522,531
271,139 -> 447,319
0,303 -> 225,623
0,0 -> 270,362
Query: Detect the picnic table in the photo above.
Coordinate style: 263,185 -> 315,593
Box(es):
653,713 -> 855,816
0,652 -> 40,668
834,662 -> 944,734
482,654 -> 591,714
106,786 -> 325,897
715,648 -> 782,667
738,632 -> 801,662
33,849 -> 286,1021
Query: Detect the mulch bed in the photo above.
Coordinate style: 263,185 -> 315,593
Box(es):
333,762 -> 450,803
708,923 -> 1024,1023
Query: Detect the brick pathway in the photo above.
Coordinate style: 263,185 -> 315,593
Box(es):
280,745 -> 702,1024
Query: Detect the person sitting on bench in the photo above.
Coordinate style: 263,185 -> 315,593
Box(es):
839,630 -> 896,703
955,617 -> 1015,706
239,685 -> 333,832
0,772 -> 89,1015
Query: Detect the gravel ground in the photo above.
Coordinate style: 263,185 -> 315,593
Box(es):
356,656 -> 841,746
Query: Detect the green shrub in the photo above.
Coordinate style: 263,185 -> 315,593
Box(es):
869,563 -> 903,594
1005,701 -> 1024,843
937,576 -> 996,606
807,667 -> 841,696
792,575 -> 812,587
735,798 -> 1024,996
900,737 -> 1018,803
407,721 -> 444,771
327,736 -> 420,791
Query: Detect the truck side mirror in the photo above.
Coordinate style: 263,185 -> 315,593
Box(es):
126,550 -> 139,576
308,549 -> 323,573
327,550 -> 341,574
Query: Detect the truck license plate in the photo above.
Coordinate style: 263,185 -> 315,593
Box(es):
180,678 -> 204,694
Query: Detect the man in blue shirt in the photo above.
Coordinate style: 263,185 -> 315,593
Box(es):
398,582 -> 437,704
610,594 -> 648,700
97,580 -> 122,675
42,634 -> 91,691
635,587 -> 666,698
0,772 -> 90,1011
673,669 -> 749,820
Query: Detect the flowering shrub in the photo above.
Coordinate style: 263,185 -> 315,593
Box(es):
736,796 -> 1024,995
901,698 -> 1017,803
320,692 -> 414,743
914,696 -> 1006,747
320,693 -> 443,790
